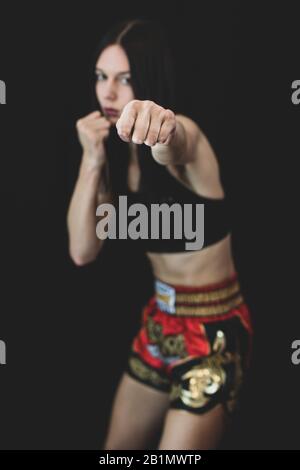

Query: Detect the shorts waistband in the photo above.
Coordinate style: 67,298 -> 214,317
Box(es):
154,272 -> 244,316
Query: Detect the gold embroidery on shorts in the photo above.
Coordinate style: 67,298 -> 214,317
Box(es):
178,355 -> 226,408
170,330 -> 243,410
156,293 -> 172,304
225,336 -> 243,413
147,317 -> 188,358
147,316 -> 163,342
160,334 -> 188,358
128,356 -> 170,386
213,330 -> 226,353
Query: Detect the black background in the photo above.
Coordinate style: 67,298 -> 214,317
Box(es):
0,1 -> 299,449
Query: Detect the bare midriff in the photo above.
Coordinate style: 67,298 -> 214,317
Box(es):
146,233 -> 237,286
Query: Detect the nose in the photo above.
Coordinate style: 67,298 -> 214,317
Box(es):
103,78 -> 117,101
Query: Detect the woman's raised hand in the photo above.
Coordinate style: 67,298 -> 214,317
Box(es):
76,110 -> 111,166
116,100 -> 176,147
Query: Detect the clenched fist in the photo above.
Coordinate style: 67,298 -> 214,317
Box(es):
116,100 -> 177,147
76,110 -> 111,165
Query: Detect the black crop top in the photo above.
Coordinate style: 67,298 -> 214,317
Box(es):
111,165 -> 231,254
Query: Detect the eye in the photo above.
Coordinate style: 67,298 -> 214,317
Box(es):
120,76 -> 131,85
95,71 -> 106,81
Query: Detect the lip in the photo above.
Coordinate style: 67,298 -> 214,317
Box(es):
103,107 -> 119,117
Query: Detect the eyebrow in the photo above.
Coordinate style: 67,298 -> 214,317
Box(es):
95,67 -> 130,76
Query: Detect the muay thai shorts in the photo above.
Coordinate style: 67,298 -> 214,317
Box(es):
125,272 -> 253,415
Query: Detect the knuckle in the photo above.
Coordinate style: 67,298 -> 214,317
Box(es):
147,130 -> 158,140
132,125 -> 143,135
118,125 -> 130,136
128,99 -> 139,109
135,129 -> 145,141
145,134 -> 157,146
159,135 -> 167,143
143,100 -> 153,109
132,135 -> 143,144
165,109 -> 175,119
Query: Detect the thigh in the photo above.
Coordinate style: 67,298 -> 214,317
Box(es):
102,372 -> 170,450
157,313 -> 252,450
158,404 -> 228,450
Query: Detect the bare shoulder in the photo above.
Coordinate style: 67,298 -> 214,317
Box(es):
168,114 -> 225,199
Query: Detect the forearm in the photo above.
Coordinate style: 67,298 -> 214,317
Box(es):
67,155 -> 112,265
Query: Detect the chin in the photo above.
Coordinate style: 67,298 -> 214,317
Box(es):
107,115 -> 119,124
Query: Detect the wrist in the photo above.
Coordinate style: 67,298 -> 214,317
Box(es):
151,119 -> 186,165
80,154 -> 105,177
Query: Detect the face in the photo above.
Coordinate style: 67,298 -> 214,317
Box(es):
95,44 -> 135,124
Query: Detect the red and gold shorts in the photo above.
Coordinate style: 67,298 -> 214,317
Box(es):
125,272 -> 253,415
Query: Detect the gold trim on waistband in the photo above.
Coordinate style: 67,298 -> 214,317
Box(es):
174,281 -> 240,304
174,294 -> 244,316
156,293 -> 172,304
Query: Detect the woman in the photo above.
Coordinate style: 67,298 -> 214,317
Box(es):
67,19 -> 253,450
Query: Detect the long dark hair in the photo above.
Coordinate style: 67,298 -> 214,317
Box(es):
90,19 -> 177,196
